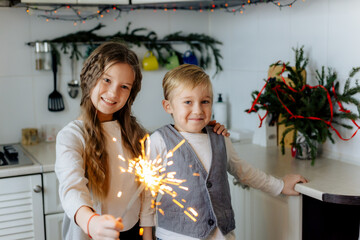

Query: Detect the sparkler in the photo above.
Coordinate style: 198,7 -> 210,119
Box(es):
117,134 -> 198,221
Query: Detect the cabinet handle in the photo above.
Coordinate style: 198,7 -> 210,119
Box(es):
33,185 -> 42,193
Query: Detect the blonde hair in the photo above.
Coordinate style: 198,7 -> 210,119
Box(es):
80,42 -> 146,200
163,64 -> 213,101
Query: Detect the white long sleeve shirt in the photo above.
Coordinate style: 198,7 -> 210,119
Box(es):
55,120 -> 154,238
150,131 -> 284,240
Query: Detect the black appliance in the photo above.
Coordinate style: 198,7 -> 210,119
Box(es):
0,144 -> 33,168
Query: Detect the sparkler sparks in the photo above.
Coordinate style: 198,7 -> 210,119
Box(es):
116,134 -> 198,222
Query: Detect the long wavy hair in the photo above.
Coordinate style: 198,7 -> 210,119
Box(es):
80,42 -> 146,200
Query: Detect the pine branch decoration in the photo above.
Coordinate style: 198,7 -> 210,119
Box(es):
247,46 -> 360,164
32,22 -> 223,75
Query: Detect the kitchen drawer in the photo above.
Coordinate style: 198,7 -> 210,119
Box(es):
43,172 -> 63,214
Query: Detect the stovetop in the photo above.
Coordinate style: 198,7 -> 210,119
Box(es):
0,144 -> 34,168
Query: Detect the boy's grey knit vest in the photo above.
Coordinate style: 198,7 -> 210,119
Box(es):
156,124 -> 235,239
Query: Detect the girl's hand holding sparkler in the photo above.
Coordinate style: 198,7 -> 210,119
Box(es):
75,206 -> 124,240
88,215 -> 124,240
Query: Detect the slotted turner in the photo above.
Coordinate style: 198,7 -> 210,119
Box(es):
48,52 -> 64,112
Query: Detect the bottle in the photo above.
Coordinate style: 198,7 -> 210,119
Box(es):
213,93 -> 228,128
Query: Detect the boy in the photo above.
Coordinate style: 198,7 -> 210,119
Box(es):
149,64 -> 307,240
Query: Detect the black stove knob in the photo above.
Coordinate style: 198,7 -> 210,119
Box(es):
4,145 -> 18,160
0,152 -> 7,166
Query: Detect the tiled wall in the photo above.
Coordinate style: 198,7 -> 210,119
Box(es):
1,0 -> 360,164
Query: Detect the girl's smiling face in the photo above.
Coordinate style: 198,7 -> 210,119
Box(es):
90,62 -> 135,122
163,84 -> 213,133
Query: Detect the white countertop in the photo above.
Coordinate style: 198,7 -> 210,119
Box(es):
21,141 -> 56,173
2,141 -> 360,204
232,142 -> 360,204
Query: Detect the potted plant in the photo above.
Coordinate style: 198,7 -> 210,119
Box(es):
247,47 -> 360,165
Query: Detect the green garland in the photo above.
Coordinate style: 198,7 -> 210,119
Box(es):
32,23 -> 223,75
247,46 -> 360,165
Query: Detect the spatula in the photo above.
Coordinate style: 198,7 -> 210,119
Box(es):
48,52 -> 64,112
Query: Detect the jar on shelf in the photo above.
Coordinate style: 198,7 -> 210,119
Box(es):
35,42 -> 51,70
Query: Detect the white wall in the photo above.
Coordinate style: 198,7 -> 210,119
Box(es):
209,0 -> 360,165
1,0 -> 360,165
0,7 -> 208,143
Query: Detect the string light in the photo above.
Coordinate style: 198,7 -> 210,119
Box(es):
22,0 -> 300,23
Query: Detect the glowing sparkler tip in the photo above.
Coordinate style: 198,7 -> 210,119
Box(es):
117,191 -> 122,198
112,137 -> 117,142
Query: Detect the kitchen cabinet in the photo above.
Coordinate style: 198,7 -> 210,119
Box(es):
20,0 -> 128,4
229,178 -> 302,240
77,0 -> 128,4
131,0 -> 211,3
42,172 -> 64,240
21,0 -> 77,4
45,213 -> 64,240
0,174 -> 45,240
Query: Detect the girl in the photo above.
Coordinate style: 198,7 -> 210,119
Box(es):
55,42 -> 227,240
55,42 -> 153,240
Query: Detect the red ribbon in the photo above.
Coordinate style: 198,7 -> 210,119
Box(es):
248,63 -> 360,141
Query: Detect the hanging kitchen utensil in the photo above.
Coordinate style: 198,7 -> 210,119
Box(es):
48,52 -> 65,112
67,57 -> 80,99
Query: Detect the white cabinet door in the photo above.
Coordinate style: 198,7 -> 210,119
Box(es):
249,189 -> 302,240
229,177 -> 302,240
0,174 -> 45,240
45,213 -> 64,240
228,175 -> 247,240
21,0 -> 76,3
43,172 -> 63,215
250,189 -> 289,240
132,0 -> 211,3
77,0 -> 128,4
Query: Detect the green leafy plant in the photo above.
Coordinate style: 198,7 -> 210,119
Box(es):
247,46 -> 360,164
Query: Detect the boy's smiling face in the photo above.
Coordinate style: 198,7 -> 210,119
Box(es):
163,84 -> 213,133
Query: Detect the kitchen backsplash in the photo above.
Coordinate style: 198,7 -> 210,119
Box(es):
1,0 -> 360,165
